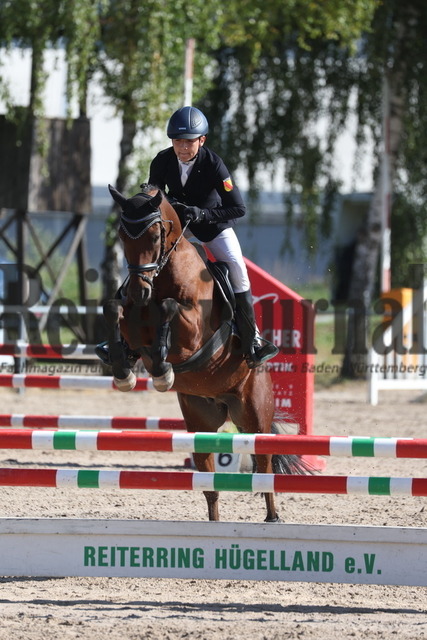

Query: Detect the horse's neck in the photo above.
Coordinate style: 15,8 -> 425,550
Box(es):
164,242 -> 215,312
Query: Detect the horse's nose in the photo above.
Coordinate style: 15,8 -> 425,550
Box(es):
140,286 -> 151,306
128,283 -> 151,307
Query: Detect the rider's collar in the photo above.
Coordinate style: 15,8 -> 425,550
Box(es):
178,155 -> 198,166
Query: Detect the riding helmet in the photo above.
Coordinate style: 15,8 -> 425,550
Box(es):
167,106 -> 209,139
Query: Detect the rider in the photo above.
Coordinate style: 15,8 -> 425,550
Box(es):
96,106 -> 278,369
147,106 -> 278,369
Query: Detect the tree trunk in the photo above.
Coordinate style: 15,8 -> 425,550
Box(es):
101,117 -> 137,301
342,10 -> 412,378
29,43 -> 44,116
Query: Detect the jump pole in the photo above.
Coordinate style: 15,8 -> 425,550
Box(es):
0,517 -> 426,585
0,343 -> 98,359
0,415 -> 186,430
1,468 -> 427,495
2,430 -> 427,457
0,374 -> 155,390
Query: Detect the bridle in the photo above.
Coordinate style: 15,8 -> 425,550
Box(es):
120,203 -> 189,288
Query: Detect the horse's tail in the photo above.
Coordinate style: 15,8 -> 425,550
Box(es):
270,421 -> 317,475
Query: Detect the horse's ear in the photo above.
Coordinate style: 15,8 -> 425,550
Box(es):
149,190 -> 163,211
108,184 -> 127,208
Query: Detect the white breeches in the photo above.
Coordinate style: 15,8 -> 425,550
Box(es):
204,228 -> 250,293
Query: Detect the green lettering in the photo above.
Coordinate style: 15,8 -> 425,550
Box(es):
322,552 -> 334,572
130,547 -> 140,567
98,546 -> 108,567
269,550 -> 280,571
84,546 -> 95,567
257,549 -> 267,570
292,551 -> 305,571
243,549 -> 255,570
156,547 -> 168,568
364,554 -> 376,574
142,547 -> 154,567
307,551 -> 320,572
117,546 -> 129,567
280,550 -> 291,570
345,557 -> 356,573
215,548 -> 227,569
178,548 -> 190,568
193,548 -> 204,569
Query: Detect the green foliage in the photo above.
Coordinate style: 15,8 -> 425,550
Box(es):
201,0 -> 378,221
359,1 -> 427,288
390,191 -> 427,288
62,1 -> 108,115
222,0 -> 378,52
202,0 -> 427,282
3,0 -> 427,292
202,39 -> 357,252
98,0 -> 221,127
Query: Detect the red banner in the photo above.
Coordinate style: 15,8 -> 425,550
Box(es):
245,258 -> 314,436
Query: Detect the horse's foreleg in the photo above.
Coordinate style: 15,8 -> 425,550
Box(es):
103,299 -> 136,392
150,298 -> 178,392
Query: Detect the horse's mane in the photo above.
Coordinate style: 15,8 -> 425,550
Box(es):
139,182 -> 161,195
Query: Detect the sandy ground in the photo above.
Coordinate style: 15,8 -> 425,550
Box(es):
0,372 -> 427,639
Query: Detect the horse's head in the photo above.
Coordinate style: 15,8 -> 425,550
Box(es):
109,184 -> 178,307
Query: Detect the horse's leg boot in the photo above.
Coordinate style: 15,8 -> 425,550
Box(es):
95,339 -> 140,368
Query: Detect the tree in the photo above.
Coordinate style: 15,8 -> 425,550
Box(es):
0,0 -> 106,316
0,1 -> 104,118
97,0 -> 223,299
96,0 -> 380,300
342,0 -> 427,374
201,0 -> 427,377
202,1 -> 379,243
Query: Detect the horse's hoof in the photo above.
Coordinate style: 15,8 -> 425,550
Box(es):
152,367 -> 175,392
113,371 -> 137,392
265,515 -> 282,523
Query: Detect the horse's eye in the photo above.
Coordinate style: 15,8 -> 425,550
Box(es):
152,233 -> 160,243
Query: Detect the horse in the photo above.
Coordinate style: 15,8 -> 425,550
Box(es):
103,183 -> 309,522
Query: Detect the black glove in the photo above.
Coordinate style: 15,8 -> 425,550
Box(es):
168,199 -> 187,215
183,206 -> 205,223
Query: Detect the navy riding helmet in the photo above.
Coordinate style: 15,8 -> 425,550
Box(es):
167,106 -> 209,139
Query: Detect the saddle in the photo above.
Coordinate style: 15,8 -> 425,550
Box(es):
206,260 -> 235,317
171,253 -> 236,374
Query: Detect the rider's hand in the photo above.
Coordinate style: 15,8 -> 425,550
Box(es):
183,206 -> 205,223
167,198 -> 186,213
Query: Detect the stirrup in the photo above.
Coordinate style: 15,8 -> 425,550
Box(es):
245,340 -> 279,369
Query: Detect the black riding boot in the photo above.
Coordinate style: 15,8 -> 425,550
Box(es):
234,290 -> 279,369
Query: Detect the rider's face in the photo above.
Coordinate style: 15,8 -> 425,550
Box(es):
172,136 -> 206,162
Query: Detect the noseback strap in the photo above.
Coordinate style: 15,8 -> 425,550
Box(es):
128,262 -> 158,273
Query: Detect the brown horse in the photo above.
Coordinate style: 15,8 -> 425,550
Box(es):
103,184 -> 307,522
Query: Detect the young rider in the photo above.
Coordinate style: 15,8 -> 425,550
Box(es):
148,106 -> 278,369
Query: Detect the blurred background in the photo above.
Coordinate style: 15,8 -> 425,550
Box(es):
1,0 -> 426,381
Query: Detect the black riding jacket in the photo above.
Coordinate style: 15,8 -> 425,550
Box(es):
148,145 -> 246,242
